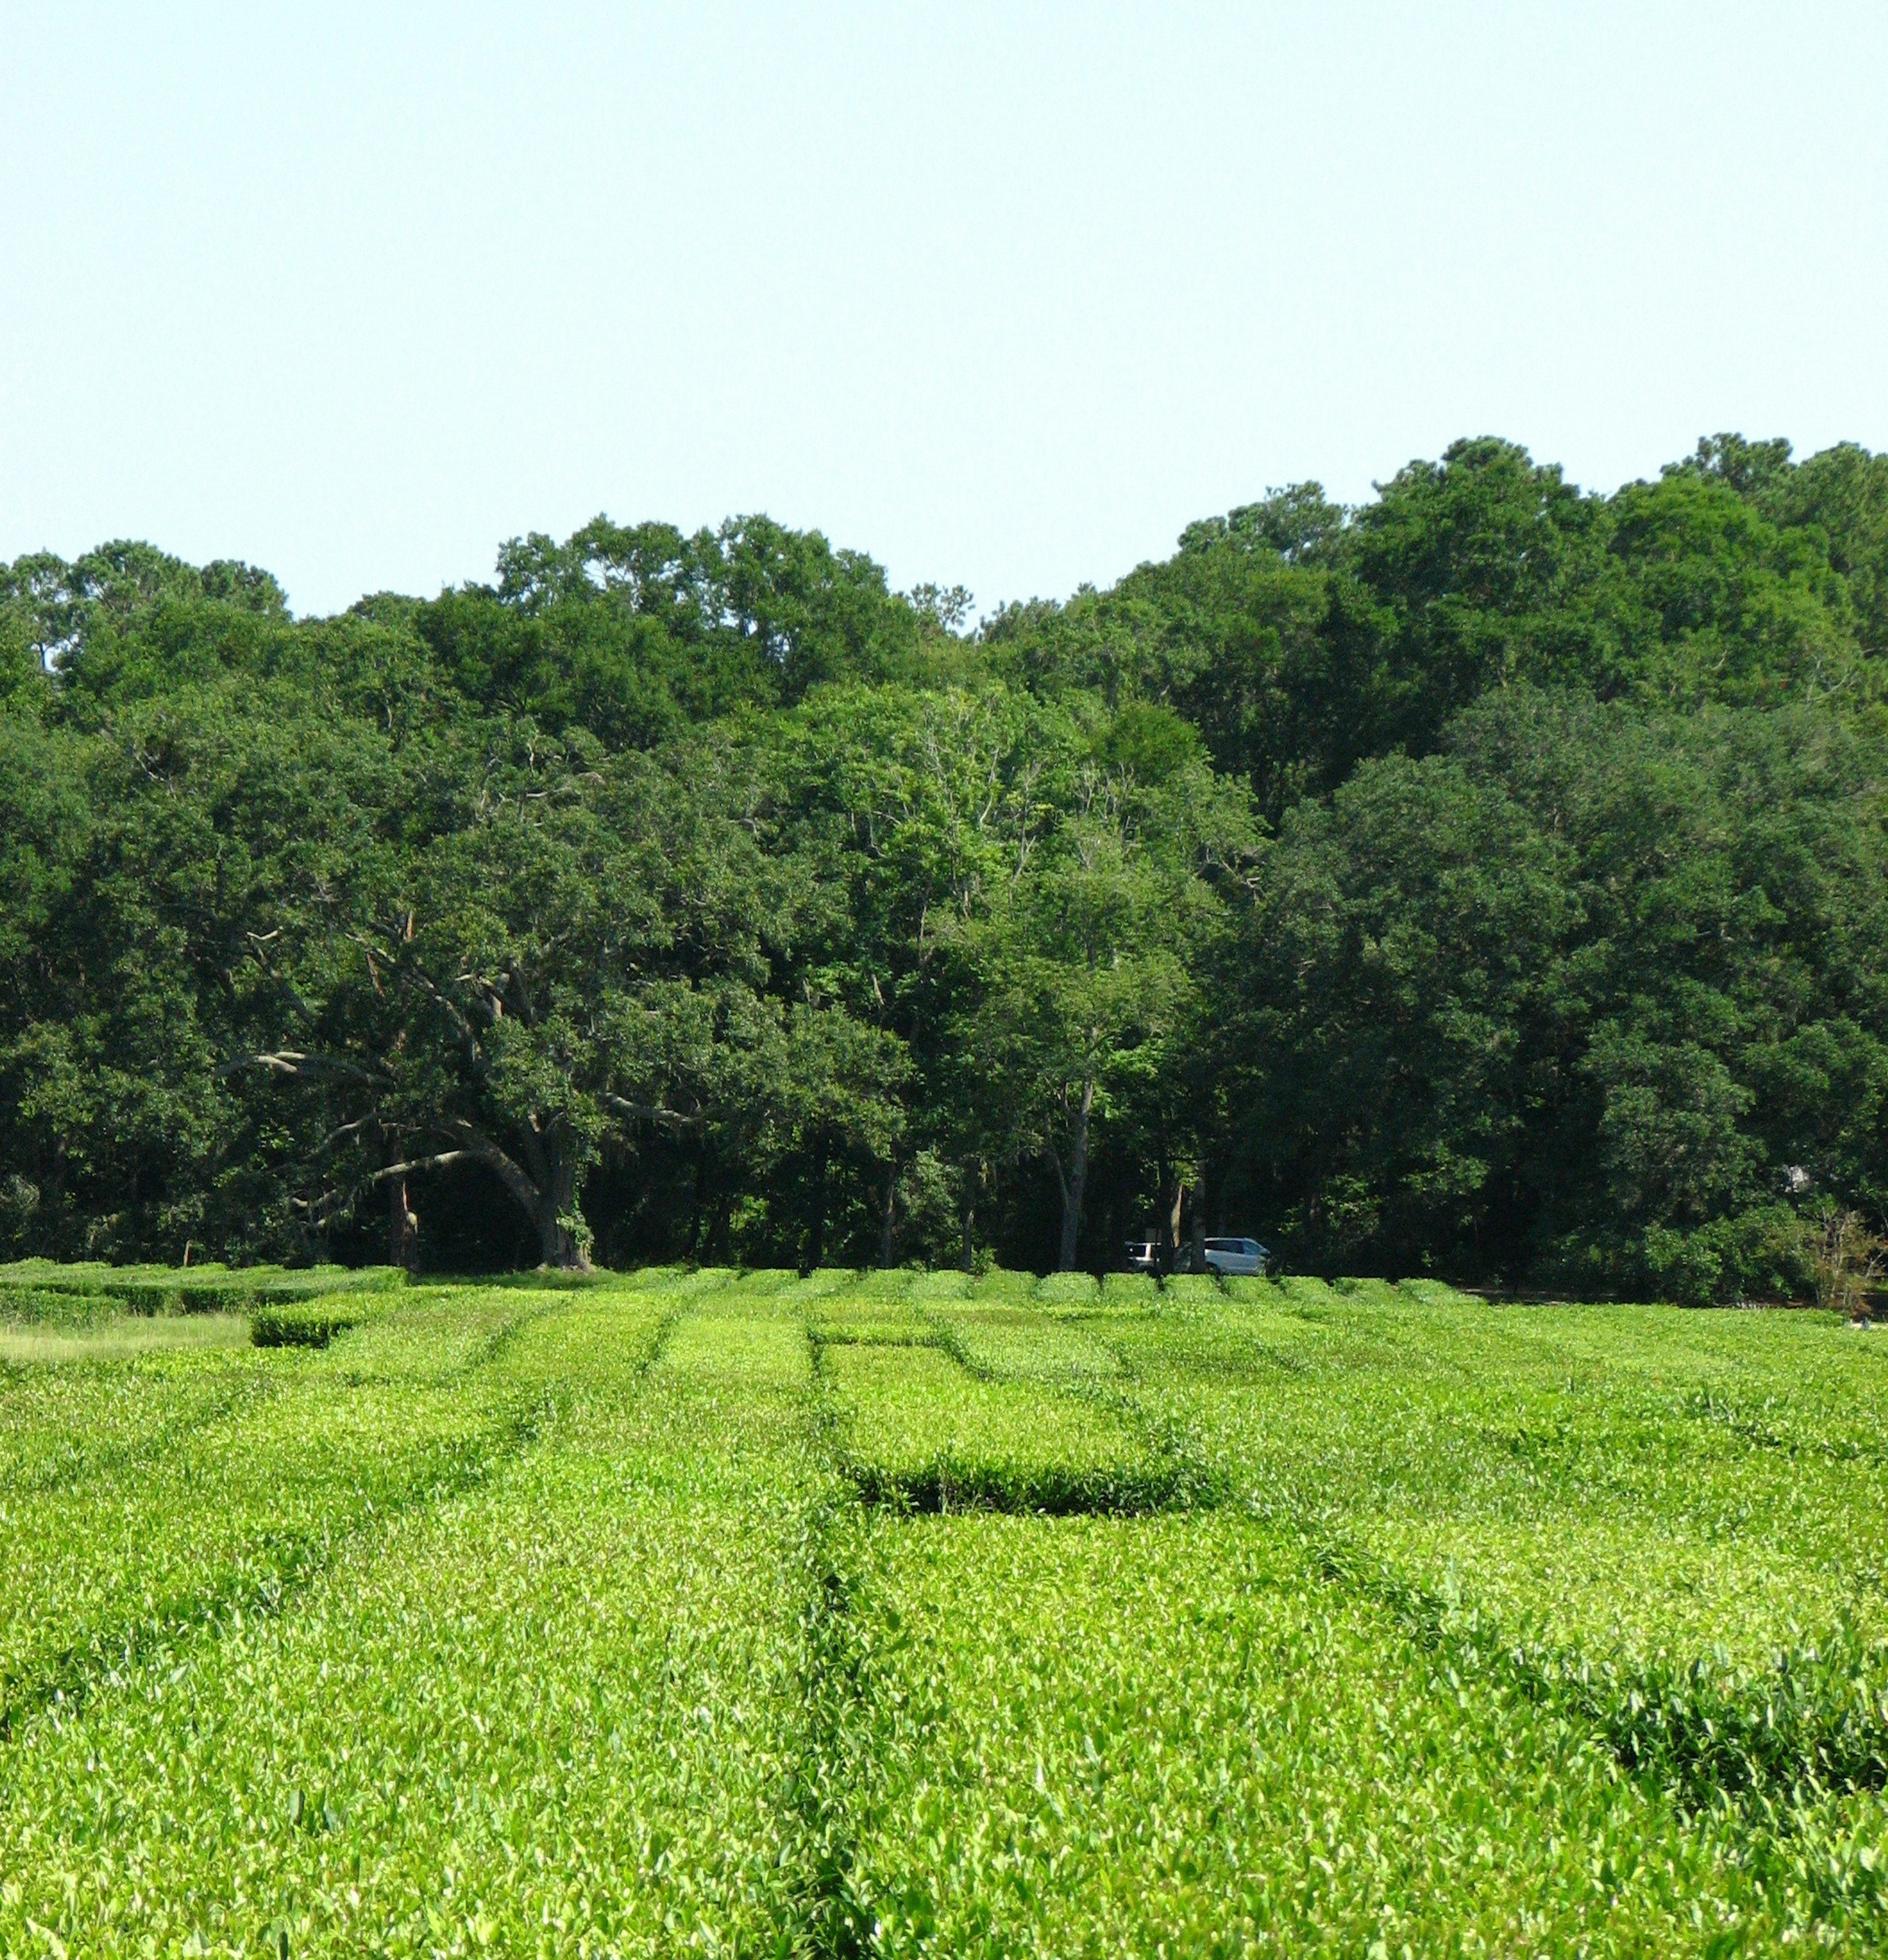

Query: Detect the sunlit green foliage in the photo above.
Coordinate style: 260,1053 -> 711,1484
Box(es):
822,1342 -> 1179,1515
841,1513 -> 1771,1957
0,1288 -> 543,1739
5,1267 -> 1888,1950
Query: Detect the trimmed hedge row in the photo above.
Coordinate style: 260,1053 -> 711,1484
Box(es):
249,1306 -> 364,1349
0,1260 -> 407,1320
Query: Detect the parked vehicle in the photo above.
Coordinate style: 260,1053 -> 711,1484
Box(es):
1172,1236 -> 1269,1277
1123,1239 -> 1161,1274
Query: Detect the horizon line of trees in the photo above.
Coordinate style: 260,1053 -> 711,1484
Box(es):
4,432 -> 1887,1301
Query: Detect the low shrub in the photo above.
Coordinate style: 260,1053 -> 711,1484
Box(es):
1100,1271 -> 1158,1308
249,1306 -> 361,1349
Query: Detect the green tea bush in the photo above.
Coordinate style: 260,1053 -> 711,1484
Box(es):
1153,1285 -> 1888,1809
0,1258 -> 151,1295
837,1514 -> 1782,1955
0,1283 -> 105,1324
0,1284 -> 837,1957
1033,1269 -> 1098,1308
934,1305 -> 1121,1384
656,1310 -> 812,1387
825,1342 -> 1182,1514
811,1313 -> 938,1347
5,1262 -> 1887,1950
1100,1270 -> 1157,1308
1221,1273 -> 1282,1305
0,1289 -> 550,1739
0,1341 -> 272,1493
0,1259 -> 406,1319
248,1305 -> 361,1349
847,1266 -> 915,1304
1399,1276 -> 1479,1306
907,1269 -> 971,1301
1273,1272 -> 1339,1309
255,1265 -> 406,1301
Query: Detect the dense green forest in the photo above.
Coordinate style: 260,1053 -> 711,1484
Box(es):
4,434 -> 1887,1299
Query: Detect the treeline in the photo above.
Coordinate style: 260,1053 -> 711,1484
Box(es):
3,435 -> 1886,1299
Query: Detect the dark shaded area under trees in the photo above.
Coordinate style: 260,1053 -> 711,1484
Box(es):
4,438 -> 1888,1301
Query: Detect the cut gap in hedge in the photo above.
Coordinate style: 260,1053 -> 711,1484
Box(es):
250,1309 -> 360,1350
810,1326 -> 943,1348
847,1455 -> 1193,1518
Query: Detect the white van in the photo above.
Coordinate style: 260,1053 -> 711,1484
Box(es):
1170,1236 -> 1269,1277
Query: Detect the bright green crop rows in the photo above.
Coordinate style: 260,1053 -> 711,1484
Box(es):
3,1266 -> 1887,1952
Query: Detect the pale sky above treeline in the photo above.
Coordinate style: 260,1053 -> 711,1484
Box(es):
2,2 -> 1883,618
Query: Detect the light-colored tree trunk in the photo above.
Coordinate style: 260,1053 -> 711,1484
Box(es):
387,1170 -> 418,1272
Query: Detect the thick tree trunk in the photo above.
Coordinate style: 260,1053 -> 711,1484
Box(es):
1057,1071 -> 1096,1272
534,1206 -> 587,1269
1166,1170 -> 1185,1270
533,1150 -> 590,1271
960,1179 -> 976,1273
1190,1160 -> 1208,1275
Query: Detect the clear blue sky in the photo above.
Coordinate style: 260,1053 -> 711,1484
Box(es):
3,3 -> 1884,619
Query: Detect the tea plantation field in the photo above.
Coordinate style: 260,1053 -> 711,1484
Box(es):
3,1261 -> 1888,1955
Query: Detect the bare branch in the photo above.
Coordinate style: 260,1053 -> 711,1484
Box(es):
217,1050 -> 389,1085
608,1095 -> 708,1135
363,1150 -> 481,1184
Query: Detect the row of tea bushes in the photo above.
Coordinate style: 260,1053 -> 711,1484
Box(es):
0,1258 -> 408,1321
836,1510 -> 1787,1956
0,1277 -> 859,1956
1104,1285 -> 1888,1819
8,1261 -> 1887,1948
821,1341 -> 1183,1516
0,1289 -> 551,1741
